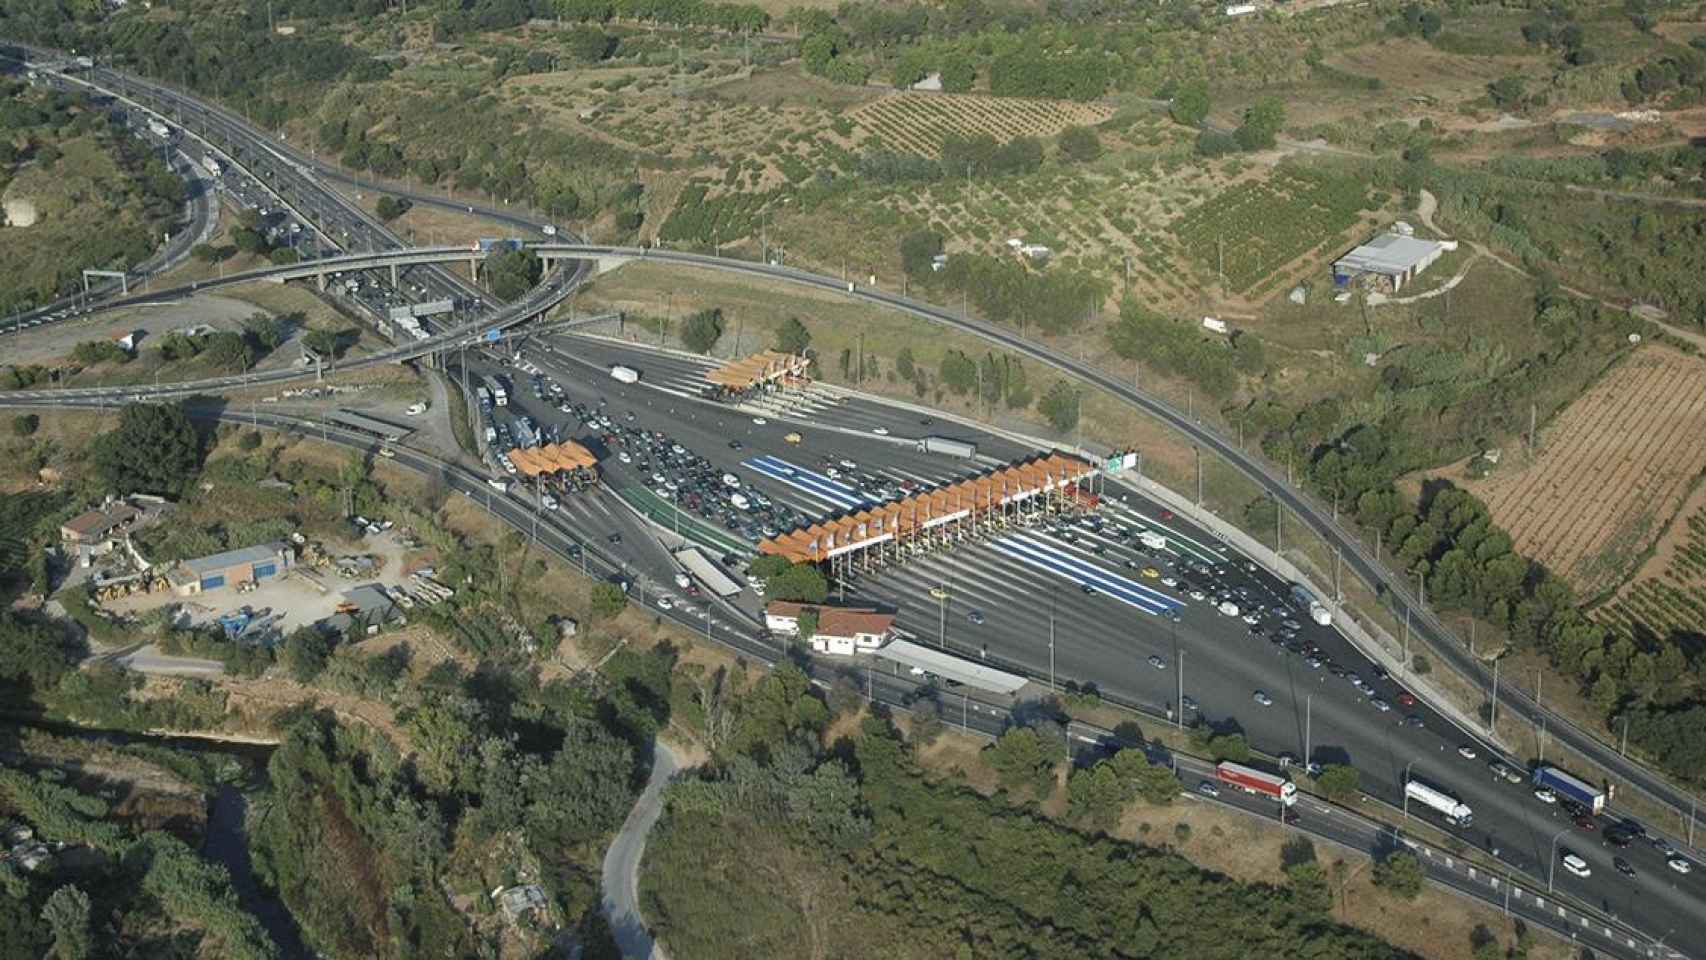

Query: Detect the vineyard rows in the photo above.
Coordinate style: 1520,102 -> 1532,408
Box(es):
1596,504 -> 1706,645
1477,348 -> 1706,596
1169,168 -> 1370,293
849,93 -> 1112,158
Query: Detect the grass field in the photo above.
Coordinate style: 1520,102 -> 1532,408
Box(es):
1464,346 -> 1706,596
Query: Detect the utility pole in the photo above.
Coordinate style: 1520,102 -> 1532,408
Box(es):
1048,594 -> 1057,693
1305,694 -> 1313,766
1489,657 -> 1500,732
1195,446 -> 1203,507
1176,648 -> 1185,731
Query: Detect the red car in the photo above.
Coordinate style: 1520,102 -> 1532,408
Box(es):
1396,691 -> 1417,707
1160,510 -> 1174,520
1575,815 -> 1597,832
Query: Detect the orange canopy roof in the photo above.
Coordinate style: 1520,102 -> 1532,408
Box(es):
705,351 -> 811,389
510,441 -> 598,476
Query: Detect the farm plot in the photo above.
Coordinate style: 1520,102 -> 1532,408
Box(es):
1470,347 -> 1706,597
1169,166 -> 1372,295
848,93 -> 1113,157
1594,485 -> 1706,645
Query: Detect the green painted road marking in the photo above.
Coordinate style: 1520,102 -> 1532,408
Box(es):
620,486 -> 754,557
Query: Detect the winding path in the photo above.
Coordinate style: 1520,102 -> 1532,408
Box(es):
601,743 -> 679,959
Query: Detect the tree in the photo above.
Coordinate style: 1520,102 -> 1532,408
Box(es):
767,564 -> 828,603
1169,79 -> 1211,126
899,230 -> 944,276
939,50 -> 975,93
1235,97 -> 1284,151
40,885 -> 90,960
1372,850 -> 1425,899
1126,758 -> 1181,805
680,308 -> 725,354
1317,764 -> 1360,801
280,626 -> 331,684
90,402 -> 204,498
0,613 -> 74,693
242,312 -> 290,352
1058,125 -> 1102,162
590,582 -> 628,619
796,608 -> 819,643
525,718 -> 635,847
1038,380 -> 1080,433
774,317 -> 811,354
895,346 -> 916,381
302,328 -> 353,359
985,726 -> 1053,796
374,195 -> 412,221
1488,76 -> 1525,108
939,351 -> 978,395
486,248 -> 542,300
11,414 -> 38,437
1066,762 -> 1130,830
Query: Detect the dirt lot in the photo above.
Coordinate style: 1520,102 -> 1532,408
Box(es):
103,527 -> 421,637
1461,345 -> 1706,595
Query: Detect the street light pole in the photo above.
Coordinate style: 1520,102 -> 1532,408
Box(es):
1048,594 -> 1056,693
1305,694 -> 1313,766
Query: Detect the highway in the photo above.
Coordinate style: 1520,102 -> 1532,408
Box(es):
0,390 -> 1680,958
1,41 -> 1698,958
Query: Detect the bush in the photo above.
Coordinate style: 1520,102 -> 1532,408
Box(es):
679,308 -> 725,354
1058,125 -> 1103,162
1372,850 -> 1424,899
11,414 -> 39,437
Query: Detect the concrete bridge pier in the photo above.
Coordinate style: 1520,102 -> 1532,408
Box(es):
389,262 -> 399,288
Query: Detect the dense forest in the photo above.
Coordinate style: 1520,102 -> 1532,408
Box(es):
644,677 -> 1419,960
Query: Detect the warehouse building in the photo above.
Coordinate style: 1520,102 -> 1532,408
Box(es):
167,542 -> 294,596
1332,233 -> 1451,293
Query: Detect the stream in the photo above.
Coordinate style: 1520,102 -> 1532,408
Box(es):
3,719 -> 310,958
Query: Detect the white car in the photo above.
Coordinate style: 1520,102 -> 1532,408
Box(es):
1561,853 -> 1591,878
752,417 -> 768,425
656,596 -> 674,610
1669,856 -> 1693,875
1253,690 -> 1273,707
1534,787 -> 1558,804
405,402 -> 427,416
540,494 -> 558,511
872,426 -> 890,435
1457,746 -> 1478,760
1369,698 -> 1391,713
1160,576 -> 1179,588
618,452 -> 632,463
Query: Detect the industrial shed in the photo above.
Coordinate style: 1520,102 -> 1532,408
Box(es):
1332,233 -> 1449,292
167,542 -> 294,596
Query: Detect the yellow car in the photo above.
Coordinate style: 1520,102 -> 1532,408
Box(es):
1141,566 -> 1161,579
929,587 -> 950,600
784,432 -> 803,444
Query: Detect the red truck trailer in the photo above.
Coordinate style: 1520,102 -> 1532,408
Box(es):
1216,761 -> 1298,806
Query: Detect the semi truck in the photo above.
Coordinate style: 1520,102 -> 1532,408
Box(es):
201,155 -> 222,177
1405,778 -> 1473,826
483,375 -> 508,407
610,365 -> 640,384
1533,765 -> 1607,814
1290,583 -> 1333,627
917,436 -> 976,459
1216,761 -> 1297,805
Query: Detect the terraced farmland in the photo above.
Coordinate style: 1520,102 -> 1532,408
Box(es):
1472,347 -> 1706,597
848,93 -> 1113,157
1596,509 -> 1706,645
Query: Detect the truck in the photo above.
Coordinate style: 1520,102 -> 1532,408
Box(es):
201,155 -> 222,177
1216,761 -> 1297,805
146,118 -> 170,138
484,375 -> 508,407
1139,530 -> 1168,551
917,436 -> 977,459
474,237 -> 524,253
1290,583 -> 1333,627
475,386 -> 492,410
610,365 -> 640,384
1405,779 -> 1474,826
1533,765 -> 1607,815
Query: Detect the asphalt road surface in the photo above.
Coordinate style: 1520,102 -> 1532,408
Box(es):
602,744 -> 679,960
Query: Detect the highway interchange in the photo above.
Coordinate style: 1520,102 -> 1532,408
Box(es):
2,48 -> 1701,959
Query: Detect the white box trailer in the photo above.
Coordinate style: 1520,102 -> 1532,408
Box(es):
610,365 -> 640,384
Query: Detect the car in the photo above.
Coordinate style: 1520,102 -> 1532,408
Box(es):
1161,576 -> 1179,587
618,451 -> 632,464
967,610 -> 985,625
1080,584 -> 1098,596
1403,714 -> 1425,728
1304,657 -> 1322,669
1605,829 -> 1634,848
1614,857 -> 1636,878
838,459 -> 859,471
1457,745 -> 1478,760
1489,762 -> 1520,783
929,587 -> 950,600
656,596 -> 674,610
1370,698 -> 1391,713
1396,691 -> 1417,707
1669,856 -> 1693,874
1197,780 -> 1220,798
728,440 -> 743,450
1575,815 -> 1597,832
1253,690 -> 1274,706
1534,787 -> 1558,804
1560,852 -> 1591,878
1141,566 -> 1161,579
872,426 -> 890,436
1181,695 -> 1198,711
752,417 -> 768,425
1188,589 -> 1206,601
1147,655 -> 1167,670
